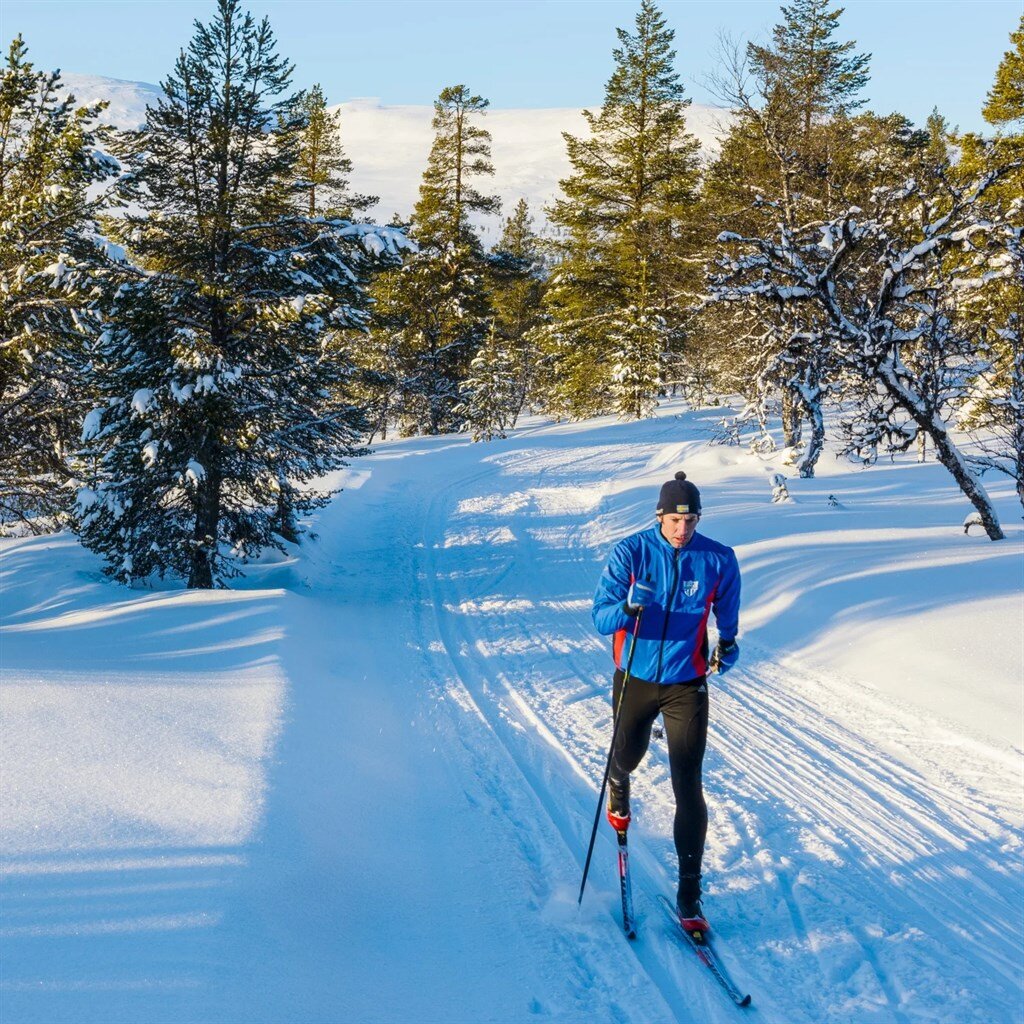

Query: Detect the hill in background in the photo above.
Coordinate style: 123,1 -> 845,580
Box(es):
63,72 -> 727,236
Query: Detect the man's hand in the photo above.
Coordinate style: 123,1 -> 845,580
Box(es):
624,579 -> 656,616
710,638 -> 739,675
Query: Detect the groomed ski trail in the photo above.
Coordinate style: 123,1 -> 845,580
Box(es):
414,428 -> 728,1023
369,411 -> 1022,1024
218,430 -> 687,1024
4,405 -> 1020,1024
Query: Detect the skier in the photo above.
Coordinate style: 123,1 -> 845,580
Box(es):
592,471 -> 740,930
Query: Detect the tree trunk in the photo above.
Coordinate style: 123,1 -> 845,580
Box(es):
798,397 -> 825,478
188,462 -> 222,588
275,475 -> 299,544
781,387 -> 802,448
927,424 -> 1005,541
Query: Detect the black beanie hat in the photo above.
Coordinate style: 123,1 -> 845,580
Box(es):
657,471 -> 701,515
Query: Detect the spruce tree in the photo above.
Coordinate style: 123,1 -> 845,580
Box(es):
369,85 -> 497,436
0,37 -> 120,531
489,198 -> 545,423
77,1 -> 405,587
544,0 -> 700,420
457,324 -> 519,441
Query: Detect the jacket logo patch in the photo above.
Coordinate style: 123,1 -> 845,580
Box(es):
682,580 -> 699,597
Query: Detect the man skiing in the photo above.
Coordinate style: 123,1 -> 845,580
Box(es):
592,471 -> 740,931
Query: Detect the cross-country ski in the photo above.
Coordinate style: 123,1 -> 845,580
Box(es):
658,895 -> 752,1008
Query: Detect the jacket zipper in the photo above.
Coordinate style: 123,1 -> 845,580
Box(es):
656,547 -> 681,683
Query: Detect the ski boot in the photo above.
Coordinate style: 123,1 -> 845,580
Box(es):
677,875 -> 709,935
606,774 -> 631,832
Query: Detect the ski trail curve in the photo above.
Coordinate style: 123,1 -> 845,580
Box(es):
392,419 -> 1022,1024
415,428 -> 738,1022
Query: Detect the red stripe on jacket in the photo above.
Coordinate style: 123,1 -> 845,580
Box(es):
691,586 -> 717,677
613,571 -> 636,669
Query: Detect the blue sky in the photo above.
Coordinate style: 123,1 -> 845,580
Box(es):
2,1 -> 1019,133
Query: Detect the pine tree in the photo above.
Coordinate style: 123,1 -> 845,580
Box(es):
704,0 -> 870,466
748,0 -> 870,145
414,85 -> 500,248
0,37 -> 120,531
544,0 -> 700,420
369,85 -> 497,436
457,324 -> 519,441
489,198 -> 545,423
982,14 -> 1024,128
77,1 -> 406,587
293,83 -> 376,218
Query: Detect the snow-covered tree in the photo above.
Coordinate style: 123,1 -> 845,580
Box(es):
369,85 -> 497,436
543,0 -> 700,420
0,37 -> 121,531
713,166 -> 1017,540
958,211 -> 1024,512
76,1 -> 407,587
704,0 -> 870,457
488,199 -> 546,423
954,17 -> 1024,512
963,320 -> 1024,511
610,264 -> 663,419
457,324 -> 519,441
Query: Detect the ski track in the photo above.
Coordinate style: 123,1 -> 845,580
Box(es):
417,455 -> 684,1022
417,428 -> 739,1023
5,412 -> 1021,1024
400,424 -> 1023,1024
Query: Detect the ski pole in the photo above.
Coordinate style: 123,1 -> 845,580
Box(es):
578,608 -> 643,906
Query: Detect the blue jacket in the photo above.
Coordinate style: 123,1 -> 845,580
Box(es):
592,525 -> 741,684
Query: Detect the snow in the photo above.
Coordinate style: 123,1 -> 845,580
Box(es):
1,402 -> 1021,1023
81,409 -> 103,441
60,74 -> 728,233
60,74 -> 162,132
130,389 -> 154,415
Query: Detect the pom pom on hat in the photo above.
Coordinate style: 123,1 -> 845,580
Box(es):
657,471 -> 701,515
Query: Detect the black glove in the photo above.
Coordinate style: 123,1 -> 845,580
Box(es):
710,638 -> 739,675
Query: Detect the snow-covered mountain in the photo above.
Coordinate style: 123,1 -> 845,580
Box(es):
61,73 -> 163,132
62,73 -> 729,234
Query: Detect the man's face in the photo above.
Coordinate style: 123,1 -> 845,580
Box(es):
659,512 -> 700,548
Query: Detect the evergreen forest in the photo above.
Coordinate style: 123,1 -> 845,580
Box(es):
3,0 -> 1022,583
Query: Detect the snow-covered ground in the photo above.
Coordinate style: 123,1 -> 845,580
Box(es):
2,402 -> 1022,1023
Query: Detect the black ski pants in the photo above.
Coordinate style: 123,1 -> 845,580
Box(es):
611,669 -> 709,889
